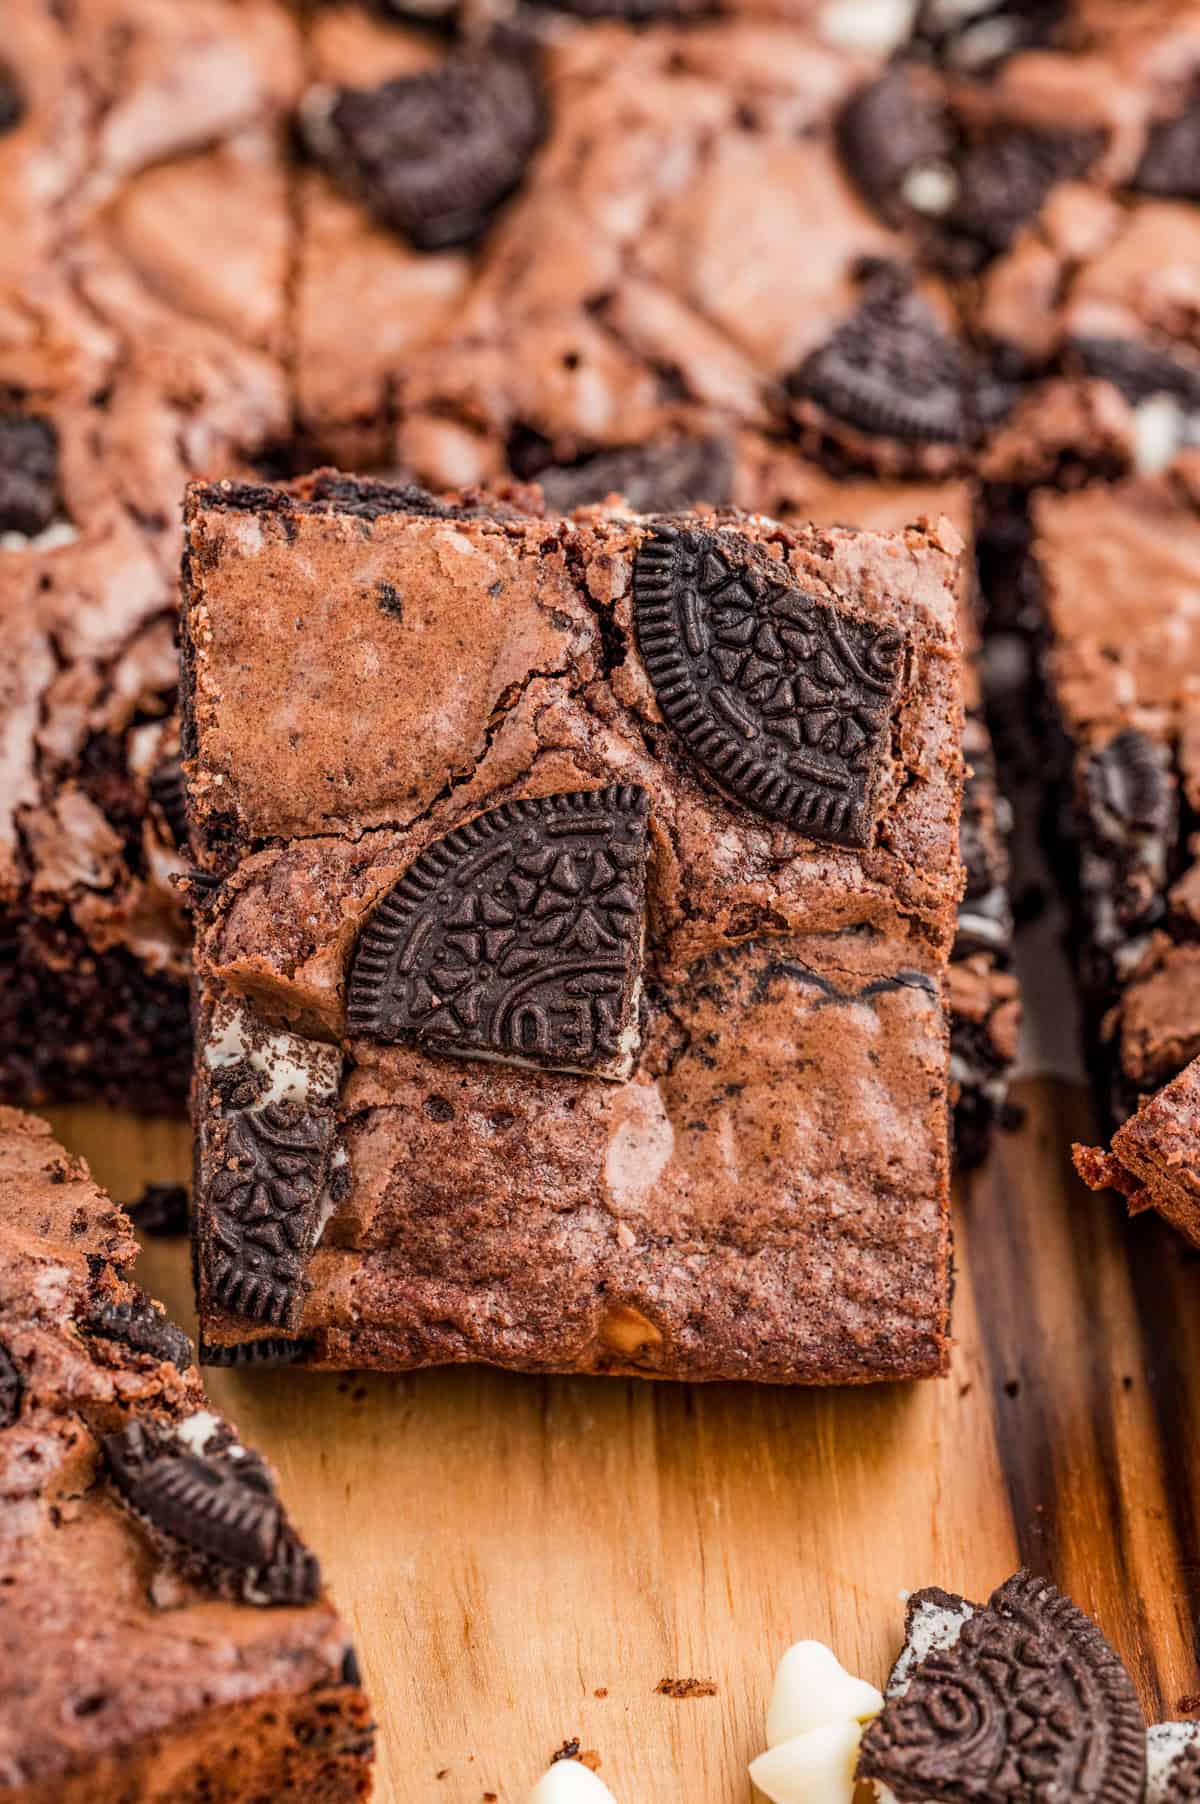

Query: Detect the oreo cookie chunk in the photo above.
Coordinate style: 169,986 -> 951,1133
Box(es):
1134,96 -> 1200,203
303,49 -> 544,250
859,1572 -> 1147,1802
946,126 -> 1104,267
0,412 -> 59,538
127,1182 -> 190,1238
0,1342 -> 22,1430
836,66 -> 955,231
1147,1723 -> 1200,1802
535,437 -> 734,515
913,0 -> 1069,73
787,266 -> 1007,462
85,1293 -> 193,1371
105,1418 -> 321,1606
0,63 -> 23,136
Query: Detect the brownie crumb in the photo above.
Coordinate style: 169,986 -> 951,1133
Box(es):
593,1687 -> 608,1699
552,1738 -> 581,1763
655,1677 -> 717,1699
1178,1693 -> 1200,1714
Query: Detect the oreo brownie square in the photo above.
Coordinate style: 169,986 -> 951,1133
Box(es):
0,0 -> 302,1112
1075,1053 -> 1200,1252
182,471 -> 964,1382
1029,454 -> 1200,1125
0,1107 -> 373,1802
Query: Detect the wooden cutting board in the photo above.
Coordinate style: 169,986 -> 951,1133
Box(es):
45,1075 -> 1200,1803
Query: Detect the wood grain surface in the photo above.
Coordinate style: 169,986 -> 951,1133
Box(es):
44,1076 -> 1200,1803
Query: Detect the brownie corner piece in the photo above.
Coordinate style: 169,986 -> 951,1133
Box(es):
186,480 -> 962,1385
0,1106 -> 373,1804
1074,1053 -> 1200,1251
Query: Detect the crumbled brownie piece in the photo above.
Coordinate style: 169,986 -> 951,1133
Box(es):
1075,1056 -> 1200,1250
0,1107 -> 372,1802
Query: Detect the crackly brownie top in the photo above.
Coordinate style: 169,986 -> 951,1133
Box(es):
0,1108 -> 357,1788
182,475 -> 965,989
1033,456 -> 1200,739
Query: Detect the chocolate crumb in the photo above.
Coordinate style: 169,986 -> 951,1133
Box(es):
1179,1694 -> 1200,1714
655,1677 -> 717,1699
594,1687 -> 608,1699
552,1738 -> 581,1763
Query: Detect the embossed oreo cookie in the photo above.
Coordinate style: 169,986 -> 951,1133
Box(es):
858,1570 -> 1147,1802
633,526 -> 904,848
205,1101 -> 338,1328
1134,99 -> 1200,202
104,1419 -> 321,1606
948,127 -> 1103,261
0,413 -> 58,537
0,1343 -> 22,1430
307,51 -> 544,250
149,756 -> 189,852
348,787 -> 650,1078
836,67 -> 954,228
537,438 -> 734,515
1072,337 -> 1200,411
85,1294 -> 193,1371
788,269 -> 983,450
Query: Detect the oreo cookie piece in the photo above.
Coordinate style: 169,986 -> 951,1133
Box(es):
1072,337 -> 1200,411
948,126 -> 1104,263
788,268 -> 981,448
149,756 -> 189,852
199,1336 -> 315,1367
1083,730 -> 1174,855
1134,98 -> 1200,202
859,1570 -> 1147,1802
914,0 -> 1068,73
0,413 -> 59,538
1147,1723 -> 1200,1802
85,1294 -> 194,1371
836,66 -> 955,228
128,1183 -> 190,1239
305,51 -> 544,250
537,438 -> 734,514
104,1419 -> 321,1606
0,65 -> 24,137
0,1343 -> 22,1430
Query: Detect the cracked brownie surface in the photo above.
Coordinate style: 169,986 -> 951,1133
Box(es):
0,1106 -> 372,1803
182,474 -> 963,1382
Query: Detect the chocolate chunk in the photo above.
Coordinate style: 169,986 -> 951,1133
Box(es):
309,52 -> 544,250
1084,730 -> 1174,851
788,269 -> 981,448
1072,337 -> 1200,410
348,786 -> 650,1077
104,1420 -> 321,1606
537,438 -> 734,515
0,66 -> 24,137
198,1336 -> 315,1367
0,1343 -> 23,1430
634,526 -> 905,848
85,1295 -> 193,1371
859,1571 -> 1147,1802
342,1646 -> 363,1686
205,1101 -> 337,1328
0,414 -> 58,537
128,1183 -> 190,1239
1134,99 -> 1200,201
836,67 -> 954,227
949,127 -> 1103,261
149,756 -> 189,852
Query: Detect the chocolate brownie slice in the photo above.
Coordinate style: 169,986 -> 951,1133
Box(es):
1075,1056 -> 1200,1250
1028,454 -> 1200,1124
0,1107 -> 372,1802
0,1 -> 302,1113
182,471 -> 964,1382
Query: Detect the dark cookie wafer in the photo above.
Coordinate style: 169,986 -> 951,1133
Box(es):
127,1183 -> 190,1239
0,65 -> 22,136
306,51 -> 544,250
104,1419 -> 321,1606
1134,97 -> 1200,202
859,1570 -> 1147,1802
0,413 -> 59,537
1071,338 -> 1200,411
85,1295 -> 193,1371
0,1343 -> 22,1430
948,127 -> 1104,264
836,66 -> 953,229
633,526 -> 906,847
149,756 -> 189,853
199,1336 -> 316,1368
537,438 -> 734,515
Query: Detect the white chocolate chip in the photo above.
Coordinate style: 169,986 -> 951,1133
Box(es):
529,1760 -> 620,1803
749,1719 -> 864,1804
1134,396 -> 1188,476
900,162 -> 959,217
817,0 -> 918,54
765,1641 -> 883,1747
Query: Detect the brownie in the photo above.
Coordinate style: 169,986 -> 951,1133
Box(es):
529,432 -> 1018,1162
0,1106 -> 373,1802
0,0 -> 302,1112
1028,454 -> 1200,1122
1074,1056 -> 1200,1250
293,5 -> 996,485
181,472 -> 964,1382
